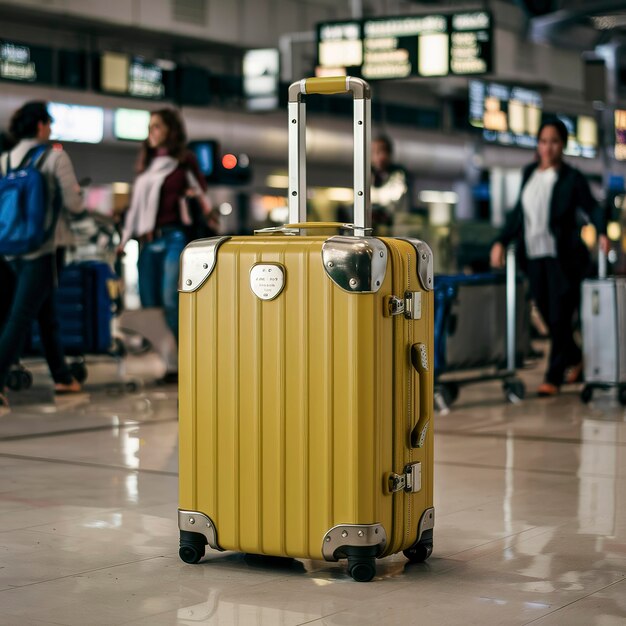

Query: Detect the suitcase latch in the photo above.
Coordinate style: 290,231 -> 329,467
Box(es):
388,462 -> 422,494
385,292 -> 421,319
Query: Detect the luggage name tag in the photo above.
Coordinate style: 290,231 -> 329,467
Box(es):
250,263 -> 285,301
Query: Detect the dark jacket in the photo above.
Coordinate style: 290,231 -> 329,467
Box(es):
496,161 -> 606,283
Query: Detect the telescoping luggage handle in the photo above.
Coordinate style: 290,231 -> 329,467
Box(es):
288,76 -> 372,236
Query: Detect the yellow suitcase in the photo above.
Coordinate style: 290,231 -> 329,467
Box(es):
178,77 -> 435,582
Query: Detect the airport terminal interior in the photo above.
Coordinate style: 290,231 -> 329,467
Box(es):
1,0 -> 626,624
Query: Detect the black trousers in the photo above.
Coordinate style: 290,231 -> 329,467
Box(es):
526,257 -> 582,386
0,254 -> 73,388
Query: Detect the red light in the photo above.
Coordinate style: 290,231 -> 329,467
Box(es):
52,143 -> 64,151
222,154 -> 237,170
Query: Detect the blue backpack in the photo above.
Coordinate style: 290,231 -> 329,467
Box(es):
0,144 -> 54,255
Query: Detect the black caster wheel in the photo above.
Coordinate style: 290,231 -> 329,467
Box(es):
179,543 -> 205,564
581,385 -> 593,404
348,558 -> 376,582
69,361 -> 88,384
404,542 -> 433,564
504,378 -> 525,403
20,369 -> 33,390
618,386 -> 626,407
179,530 -> 207,564
7,369 -> 22,391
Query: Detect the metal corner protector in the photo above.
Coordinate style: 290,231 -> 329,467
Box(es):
178,236 -> 230,293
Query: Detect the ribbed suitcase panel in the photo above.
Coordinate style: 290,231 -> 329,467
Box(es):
181,237 -> 398,559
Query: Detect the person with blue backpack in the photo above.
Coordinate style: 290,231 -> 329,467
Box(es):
0,101 -> 83,407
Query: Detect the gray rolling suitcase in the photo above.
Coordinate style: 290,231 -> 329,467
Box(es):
581,252 -> 626,405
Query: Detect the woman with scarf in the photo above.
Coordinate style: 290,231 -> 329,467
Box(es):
118,109 -> 210,358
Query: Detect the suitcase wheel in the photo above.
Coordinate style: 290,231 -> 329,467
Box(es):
404,529 -> 434,564
344,546 -> 378,582
179,530 -> 207,564
581,385 -> 593,404
7,366 -> 33,391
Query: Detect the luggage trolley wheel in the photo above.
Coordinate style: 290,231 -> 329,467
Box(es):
7,366 -> 33,391
179,530 -> 206,564
581,385 -> 593,404
403,528 -> 434,564
618,386 -> 626,407
503,378 -> 525,403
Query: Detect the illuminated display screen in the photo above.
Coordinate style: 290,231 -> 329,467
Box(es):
100,52 -> 172,99
556,114 -> 598,159
317,11 -> 491,80
114,108 -> 150,141
49,102 -> 104,144
470,80 -> 542,149
188,141 -> 217,177
0,40 -> 52,84
243,48 -> 280,111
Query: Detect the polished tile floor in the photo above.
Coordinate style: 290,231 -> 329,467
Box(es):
0,353 -> 625,625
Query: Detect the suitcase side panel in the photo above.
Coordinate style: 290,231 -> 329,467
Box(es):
382,238 -> 434,555
179,237 -> 395,559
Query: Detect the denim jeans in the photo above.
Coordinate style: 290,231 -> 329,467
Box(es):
0,253 -> 73,388
137,227 -> 187,340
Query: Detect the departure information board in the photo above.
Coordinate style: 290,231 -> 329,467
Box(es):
0,40 -> 52,84
99,52 -> 172,99
317,11 -> 492,80
557,113 -> 598,159
470,80 -> 542,149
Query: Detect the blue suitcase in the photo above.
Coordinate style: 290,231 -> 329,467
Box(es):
31,261 -> 117,355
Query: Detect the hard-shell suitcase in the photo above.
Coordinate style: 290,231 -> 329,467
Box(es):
177,77 -> 435,582
581,252 -> 626,405
31,261 -> 117,355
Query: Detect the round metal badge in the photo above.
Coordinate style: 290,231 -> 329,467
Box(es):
249,263 -> 285,301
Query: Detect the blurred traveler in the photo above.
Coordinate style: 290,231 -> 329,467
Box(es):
371,135 -> 410,235
0,101 -> 83,406
118,109 -> 211,354
490,118 -> 608,397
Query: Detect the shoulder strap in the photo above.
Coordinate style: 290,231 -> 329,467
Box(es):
18,144 -> 49,170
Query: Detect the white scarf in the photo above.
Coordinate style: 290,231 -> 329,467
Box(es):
120,155 -> 179,246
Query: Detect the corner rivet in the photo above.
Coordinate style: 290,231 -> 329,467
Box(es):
349,279 -> 357,287
325,536 -> 331,542
292,119 -> 297,123
341,530 -> 348,538
188,517 -> 195,524
328,261 -> 334,267
186,279 -> 192,286
202,263 -> 208,269
380,251 -> 384,257
292,191 -> 297,196
358,530 -> 364,537
422,254 -> 427,260
357,191 -> 363,196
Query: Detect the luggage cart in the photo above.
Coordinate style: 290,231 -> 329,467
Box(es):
434,246 -> 527,412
